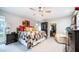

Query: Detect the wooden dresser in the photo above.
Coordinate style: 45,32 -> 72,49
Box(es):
68,30 -> 79,52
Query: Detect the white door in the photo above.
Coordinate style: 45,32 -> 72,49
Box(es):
0,16 -> 6,44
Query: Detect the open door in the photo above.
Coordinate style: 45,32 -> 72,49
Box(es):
50,23 -> 56,37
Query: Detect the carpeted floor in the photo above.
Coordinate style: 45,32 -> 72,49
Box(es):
0,37 -> 65,52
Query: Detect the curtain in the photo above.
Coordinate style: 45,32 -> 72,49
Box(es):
0,16 -> 6,44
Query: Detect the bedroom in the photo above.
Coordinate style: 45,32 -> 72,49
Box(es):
0,7 -> 78,52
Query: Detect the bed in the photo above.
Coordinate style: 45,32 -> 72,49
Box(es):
18,31 -> 47,49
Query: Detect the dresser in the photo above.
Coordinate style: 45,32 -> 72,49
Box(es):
6,32 -> 18,45
68,30 -> 79,52
74,30 -> 79,52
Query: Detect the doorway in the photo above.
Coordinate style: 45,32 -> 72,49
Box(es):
50,23 -> 56,37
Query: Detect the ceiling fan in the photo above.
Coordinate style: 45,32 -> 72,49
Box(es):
30,7 -> 51,13
29,7 -> 52,16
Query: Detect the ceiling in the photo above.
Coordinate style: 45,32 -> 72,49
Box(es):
0,7 -> 75,22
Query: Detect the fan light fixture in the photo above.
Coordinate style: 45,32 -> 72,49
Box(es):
29,7 -> 51,16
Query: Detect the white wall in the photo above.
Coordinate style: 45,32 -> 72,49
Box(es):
0,10 -> 40,32
0,9 -> 71,34
48,16 -> 71,35
0,10 -> 24,32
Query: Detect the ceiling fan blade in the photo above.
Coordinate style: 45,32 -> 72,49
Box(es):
45,10 -> 51,13
29,8 -> 36,11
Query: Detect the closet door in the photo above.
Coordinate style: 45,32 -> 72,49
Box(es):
0,16 -> 6,44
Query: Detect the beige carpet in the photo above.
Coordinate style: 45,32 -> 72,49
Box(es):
30,37 -> 65,52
